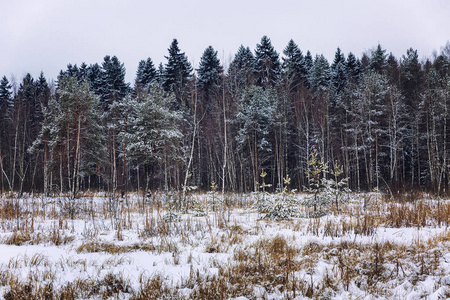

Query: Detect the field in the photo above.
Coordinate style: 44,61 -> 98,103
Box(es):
0,191 -> 450,299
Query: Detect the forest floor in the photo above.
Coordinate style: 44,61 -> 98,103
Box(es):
0,191 -> 450,299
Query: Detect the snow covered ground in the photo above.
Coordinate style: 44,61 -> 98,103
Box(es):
0,192 -> 449,299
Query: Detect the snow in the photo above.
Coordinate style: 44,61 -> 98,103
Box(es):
0,193 -> 449,298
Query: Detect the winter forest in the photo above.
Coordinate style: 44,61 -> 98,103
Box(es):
1,36 -> 450,197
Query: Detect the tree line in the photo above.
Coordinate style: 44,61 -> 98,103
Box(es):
1,37 -> 450,196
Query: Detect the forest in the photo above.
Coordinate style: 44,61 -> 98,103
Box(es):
1,36 -> 450,196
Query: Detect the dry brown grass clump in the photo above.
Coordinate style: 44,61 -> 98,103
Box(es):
76,240 -> 157,254
131,274 -> 178,300
188,235 -> 303,299
2,271 -> 133,300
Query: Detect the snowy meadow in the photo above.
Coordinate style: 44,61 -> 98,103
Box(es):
1,191 -> 450,299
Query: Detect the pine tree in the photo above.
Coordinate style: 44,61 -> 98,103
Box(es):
322,160 -> 350,211
163,39 -> 193,102
50,76 -> 104,199
264,174 -> 300,220
123,84 -> 182,167
254,35 -> 281,88
302,150 -> 329,214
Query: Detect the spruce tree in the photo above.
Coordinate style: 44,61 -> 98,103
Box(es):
386,53 -> 400,85
86,63 -> 103,96
282,39 -> 306,89
135,57 -> 157,96
346,52 -> 361,84
0,76 -> 13,172
0,76 -> 13,119
156,63 -> 165,86
309,54 -> 331,92
303,50 -> 314,88
163,39 -> 193,102
370,44 -> 387,74
254,35 -> 281,88
400,48 -> 423,107
79,62 -> 88,81
101,55 -> 129,110
197,46 -> 223,94
331,47 -> 347,94
229,45 -> 255,90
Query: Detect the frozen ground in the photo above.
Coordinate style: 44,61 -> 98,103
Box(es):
0,192 -> 449,299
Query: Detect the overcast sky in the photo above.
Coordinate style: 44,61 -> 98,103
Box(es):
1,0 -> 450,84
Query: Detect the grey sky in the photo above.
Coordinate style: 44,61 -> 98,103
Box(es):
1,0 -> 450,84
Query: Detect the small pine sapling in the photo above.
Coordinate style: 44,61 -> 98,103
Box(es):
162,192 -> 180,222
183,185 -> 205,217
253,169 -> 272,215
207,181 -> 221,212
303,151 -> 329,215
321,161 -> 351,212
265,175 -> 299,220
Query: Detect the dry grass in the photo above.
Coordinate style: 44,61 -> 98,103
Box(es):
76,240 -> 158,254
0,191 -> 449,299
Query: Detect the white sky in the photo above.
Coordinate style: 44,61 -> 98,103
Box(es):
1,0 -> 450,84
